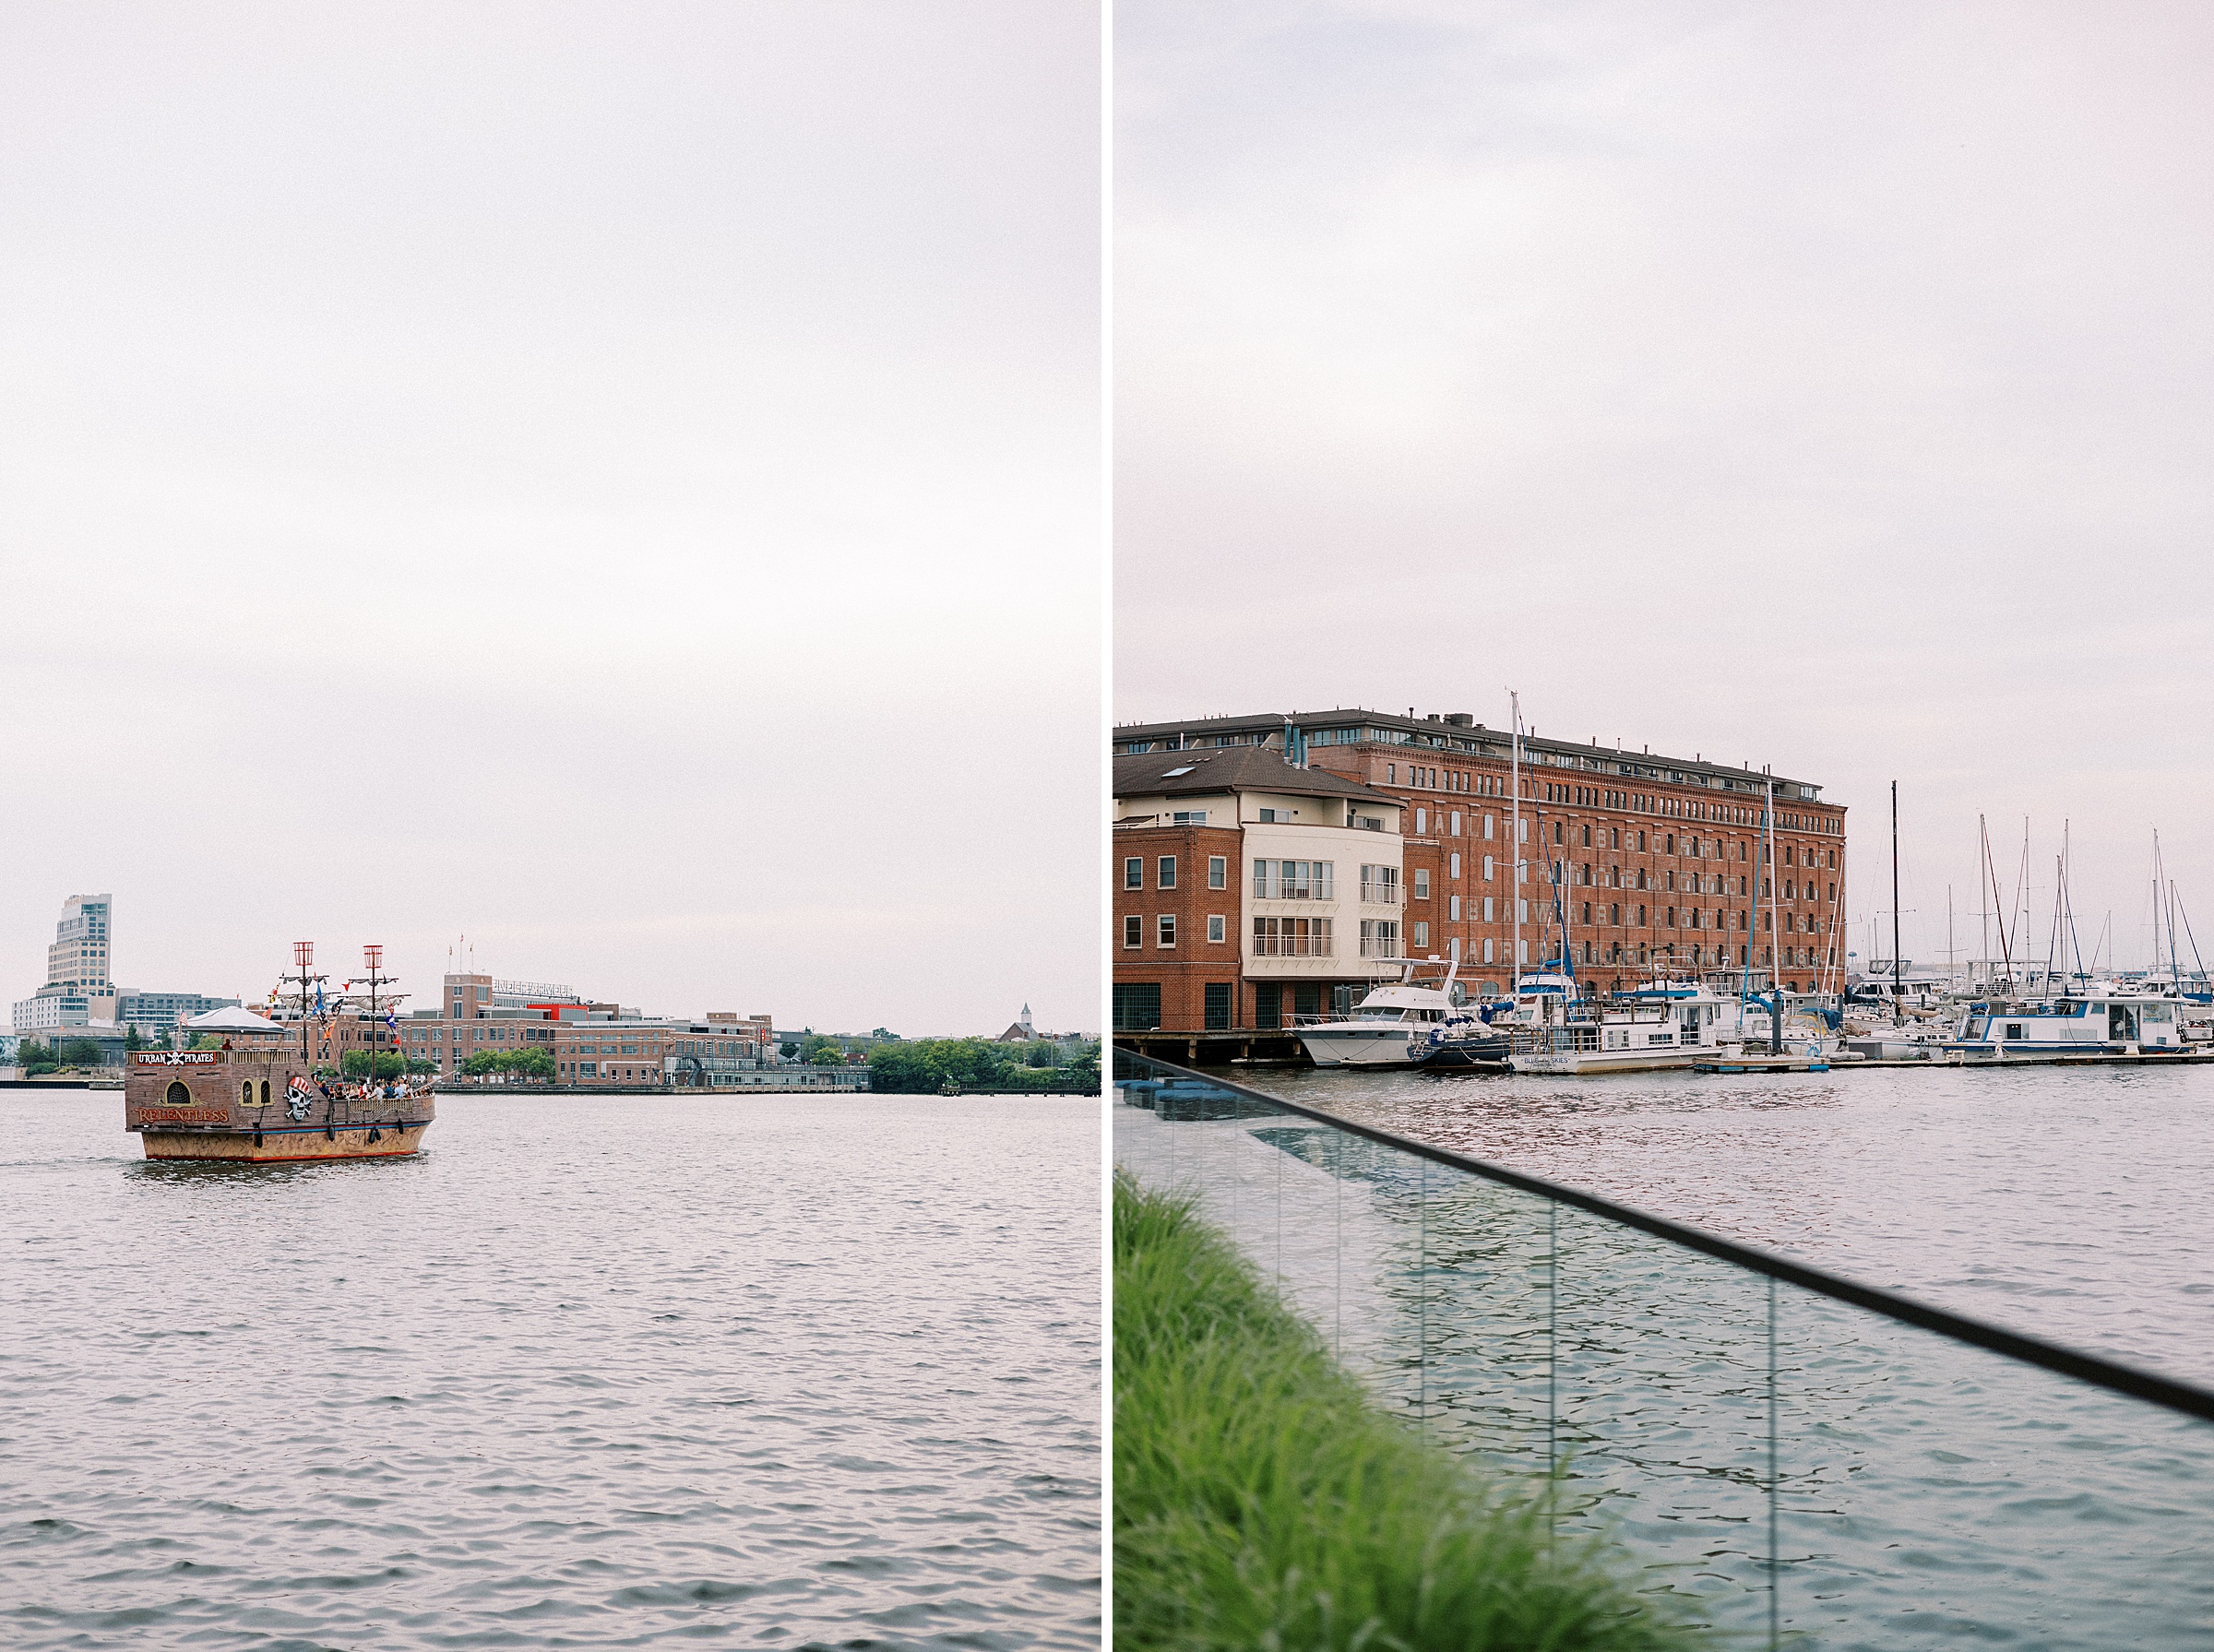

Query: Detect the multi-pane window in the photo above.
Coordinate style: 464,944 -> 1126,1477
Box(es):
1123,857 -> 1143,890
1170,811 -> 1207,826
1251,917 -> 1333,956
1203,982 -> 1232,1031
1113,983 -> 1162,1031
1208,856 -> 1227,889
1412,921 -> 1429,947
1412,869 -> 1431,899
1123,914 -> 1142,948
1158,856 -> 1177,890
1157,914 -> 1176,947
1359,864 -> 1400,903
1207,914 -> 1226,944
1359,919 -> 1401,958
1252,860 -> 1335,899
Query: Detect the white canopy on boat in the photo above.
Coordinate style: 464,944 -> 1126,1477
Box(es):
183,1005 -> 284,1033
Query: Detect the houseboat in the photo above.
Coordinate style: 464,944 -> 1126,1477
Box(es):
1943,987 -> 2194,1060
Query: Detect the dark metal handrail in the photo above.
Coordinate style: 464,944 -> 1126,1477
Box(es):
1114,1048 -> 2214,1423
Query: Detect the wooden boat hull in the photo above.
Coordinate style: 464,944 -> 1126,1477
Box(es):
140,1122 -> 431,1162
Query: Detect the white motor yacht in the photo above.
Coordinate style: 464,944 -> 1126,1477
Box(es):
1294,960 -> 1464,1069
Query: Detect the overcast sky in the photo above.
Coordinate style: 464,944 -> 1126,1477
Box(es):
1,3 -> 1099,1035
1118,1 -> 2214,974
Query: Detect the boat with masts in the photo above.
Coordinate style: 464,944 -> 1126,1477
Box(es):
123,943 -> 434,1161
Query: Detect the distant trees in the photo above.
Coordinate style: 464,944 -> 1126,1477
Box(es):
462,1047 -> 555,1081
340,1051 -> 408,1080
864,1037 -> 1101,1094
802,1035 -> 849,1065
15,1037 -> 108,1074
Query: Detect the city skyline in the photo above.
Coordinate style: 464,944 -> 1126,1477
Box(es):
4,895 -> 1066,1039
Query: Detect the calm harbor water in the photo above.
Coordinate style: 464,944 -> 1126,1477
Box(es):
1260,1061 -> 2214,1384
1,1089 -> 1100,1650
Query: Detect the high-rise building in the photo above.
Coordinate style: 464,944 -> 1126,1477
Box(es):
45,894 -> 112,993
10,894 -> 238,1037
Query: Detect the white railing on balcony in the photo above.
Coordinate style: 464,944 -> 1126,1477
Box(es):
1359,879 -> 1403,905
1251,919 -> 1334,957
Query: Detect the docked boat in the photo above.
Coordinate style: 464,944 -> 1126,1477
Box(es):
1293,959 -> 1466,1068
1410,1018 -> 1518,1070
1942,986 -> 2194,1059
1509,1002 -> 1718,1075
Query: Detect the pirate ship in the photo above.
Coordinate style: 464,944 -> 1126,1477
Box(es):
123,942 -> 434,1162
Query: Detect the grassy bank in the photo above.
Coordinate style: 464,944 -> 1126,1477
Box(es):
1114,1174 -> 1703,1651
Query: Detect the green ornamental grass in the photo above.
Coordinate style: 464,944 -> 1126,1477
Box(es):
1113,1173 -> 1707,1651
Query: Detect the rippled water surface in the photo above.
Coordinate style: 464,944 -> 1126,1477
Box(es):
1,1090 -> 1100,1650
1266,1062 -> 2214,1383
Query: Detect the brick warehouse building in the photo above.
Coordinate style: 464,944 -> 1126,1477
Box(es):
1113,708 -> 1848,1040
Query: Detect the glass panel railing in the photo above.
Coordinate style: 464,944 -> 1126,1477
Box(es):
1113,1047 -> 2214,1648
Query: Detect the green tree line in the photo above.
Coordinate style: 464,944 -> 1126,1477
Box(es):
864,1038 -> 1100,1094
14,1038 -> 106,1075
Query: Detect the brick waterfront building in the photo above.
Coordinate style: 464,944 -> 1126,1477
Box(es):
289,971 -> 816,1089
1114,708 -> 1848,1039
1113,746 -> 1406,1036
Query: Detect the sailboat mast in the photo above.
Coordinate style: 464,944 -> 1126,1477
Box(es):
1510,692 -> 1522,990
1765,776 -> 1781,990
1982,815 -> 2014,996
1889,779 -> 1902,1022
1983,805 -> 2001,979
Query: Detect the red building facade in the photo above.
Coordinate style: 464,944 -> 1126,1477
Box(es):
1114,709 -> 1848,1037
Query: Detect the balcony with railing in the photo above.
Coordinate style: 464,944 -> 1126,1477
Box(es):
1113,1049 -> 2214,1648
1359,877 -> 1402,905
1249,920 -> 1334,958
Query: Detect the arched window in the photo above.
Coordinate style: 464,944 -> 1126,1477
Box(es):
260,1080 -> 271,1105
165,1080 -> 189,1106
241,1080 -> 253,1105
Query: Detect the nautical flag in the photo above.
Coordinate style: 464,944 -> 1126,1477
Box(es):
385,1012 -> 398,1030
315,985 -> 325,1015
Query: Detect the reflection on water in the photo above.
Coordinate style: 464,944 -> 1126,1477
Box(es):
1268,1061 -> 2214,1384
2,1089 -> 1099,1650
1116,1072 -> 2214,1650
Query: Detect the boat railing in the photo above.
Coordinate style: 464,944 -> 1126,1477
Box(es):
1113,1046 -> 2214,1647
